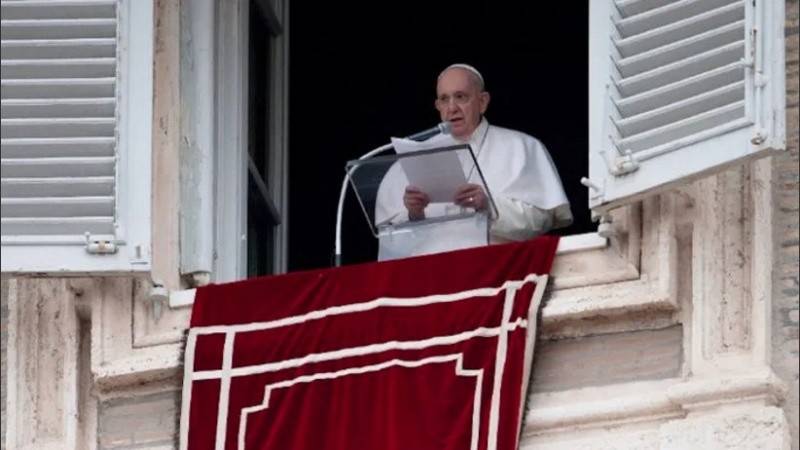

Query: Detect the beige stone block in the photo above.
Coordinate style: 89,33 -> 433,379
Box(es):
659,407 -> 791,450
532,326 -> 683,393
98,391 -> 179,449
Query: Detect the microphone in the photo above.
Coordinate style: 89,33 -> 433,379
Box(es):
405,122 -> 452,141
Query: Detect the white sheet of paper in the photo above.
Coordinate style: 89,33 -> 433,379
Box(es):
391,136 -> 467,203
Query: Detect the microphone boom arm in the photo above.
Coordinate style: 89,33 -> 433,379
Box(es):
334,142 -> 394,267
333,122 -> 450,266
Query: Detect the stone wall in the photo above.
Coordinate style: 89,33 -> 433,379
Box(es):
2,277 -> 8,450
773,1 -> 800,448
1,1 -> 797,449
98,390 -> 180,450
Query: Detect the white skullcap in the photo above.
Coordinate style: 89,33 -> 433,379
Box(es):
439,63 -> 485,89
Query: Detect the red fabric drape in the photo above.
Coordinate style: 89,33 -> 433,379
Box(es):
181,236 -> 559,450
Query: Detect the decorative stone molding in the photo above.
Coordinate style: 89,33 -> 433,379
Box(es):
693,167 -> 753,358
5,275 -> 188,448
549,203 -> 642,291
524,369 -> 788,436
689,160 -> 775,377
659,406 -> 790,450
525,379 -> 684,435
543,195 -> 681,338
6,279 -> 84,450
667,369 -> 788,412
80,277 -> 185,390
5,162 -> 789,448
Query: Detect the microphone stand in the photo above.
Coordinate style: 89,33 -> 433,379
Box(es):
334,142 -> 394,267
334,122 -> 450,267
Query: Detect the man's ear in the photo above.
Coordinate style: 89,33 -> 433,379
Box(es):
479,91 -> 491,114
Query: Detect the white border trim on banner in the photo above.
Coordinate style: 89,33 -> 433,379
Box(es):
179,273 -> 549,450
237,354 -> 484,450
188,273 -> 546,335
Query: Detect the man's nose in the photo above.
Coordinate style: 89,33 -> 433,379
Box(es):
445,100 -> 459,113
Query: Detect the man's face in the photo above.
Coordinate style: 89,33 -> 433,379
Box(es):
435,68 -> 489,140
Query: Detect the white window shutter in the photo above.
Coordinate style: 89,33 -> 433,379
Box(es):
1,0 -> 153,273
588,0 -> 785,212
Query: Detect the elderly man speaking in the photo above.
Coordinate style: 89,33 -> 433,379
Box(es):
375,63 -> 572,258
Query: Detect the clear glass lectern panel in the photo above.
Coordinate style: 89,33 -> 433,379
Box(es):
346,144 -> 499,260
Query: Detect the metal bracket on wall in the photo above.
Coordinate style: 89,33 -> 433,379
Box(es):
148,279 -> 169,321
84,232 -> 118,254
610,150 -> 639,176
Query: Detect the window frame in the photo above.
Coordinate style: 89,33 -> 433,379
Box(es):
212,0 -> 289,283
586,0 -> 786,213
0,0 -> 154,274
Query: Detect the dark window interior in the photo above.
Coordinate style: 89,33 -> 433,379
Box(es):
247,0 -> 276,277
289,2 -> 591,271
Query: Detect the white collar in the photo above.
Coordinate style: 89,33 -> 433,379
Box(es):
470,118 -> 489,147
462,118 -> 490,159
453,117 -> 489,142
456,117 -> 489,145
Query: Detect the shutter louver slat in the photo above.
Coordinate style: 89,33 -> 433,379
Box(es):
1,196 -> 114,218
614,81 -> 745,137
615,20 -> 744,78
609,0 -> 747,157
615,0 -> 737,36
1,78 -> 115,98
0,0 -> 118,240
1,217 -> 114,236
0,137 -> 115,158
1,176 -> 115,198
616,0 -> 678,18
1,156 -> 116,178
2,118 -> 116,138
1,18 -> 117,40
1,38 -> 115,59
617,41 -> 745,97
614,2 -> 744,58
1,58 -> 116,78
614,62 -> 744,116
1,98 -> 116,119
0,1 -> 117,20
615,101 -> 745,152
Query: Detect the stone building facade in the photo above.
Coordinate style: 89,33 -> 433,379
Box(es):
1,0 -> 798,449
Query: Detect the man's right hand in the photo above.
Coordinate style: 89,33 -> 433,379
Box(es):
403,185 -> 430,221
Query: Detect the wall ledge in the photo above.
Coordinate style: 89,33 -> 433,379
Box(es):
524,369 -> 787,436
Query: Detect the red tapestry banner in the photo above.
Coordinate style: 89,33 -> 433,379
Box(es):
180,236 -> 559,450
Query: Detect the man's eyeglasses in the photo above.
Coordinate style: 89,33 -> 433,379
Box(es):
436,92 -> 473,108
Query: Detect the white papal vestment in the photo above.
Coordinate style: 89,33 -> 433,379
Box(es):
375,118 -> 572,260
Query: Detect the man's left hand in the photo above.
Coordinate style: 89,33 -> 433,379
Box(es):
453,184 -> 488,211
